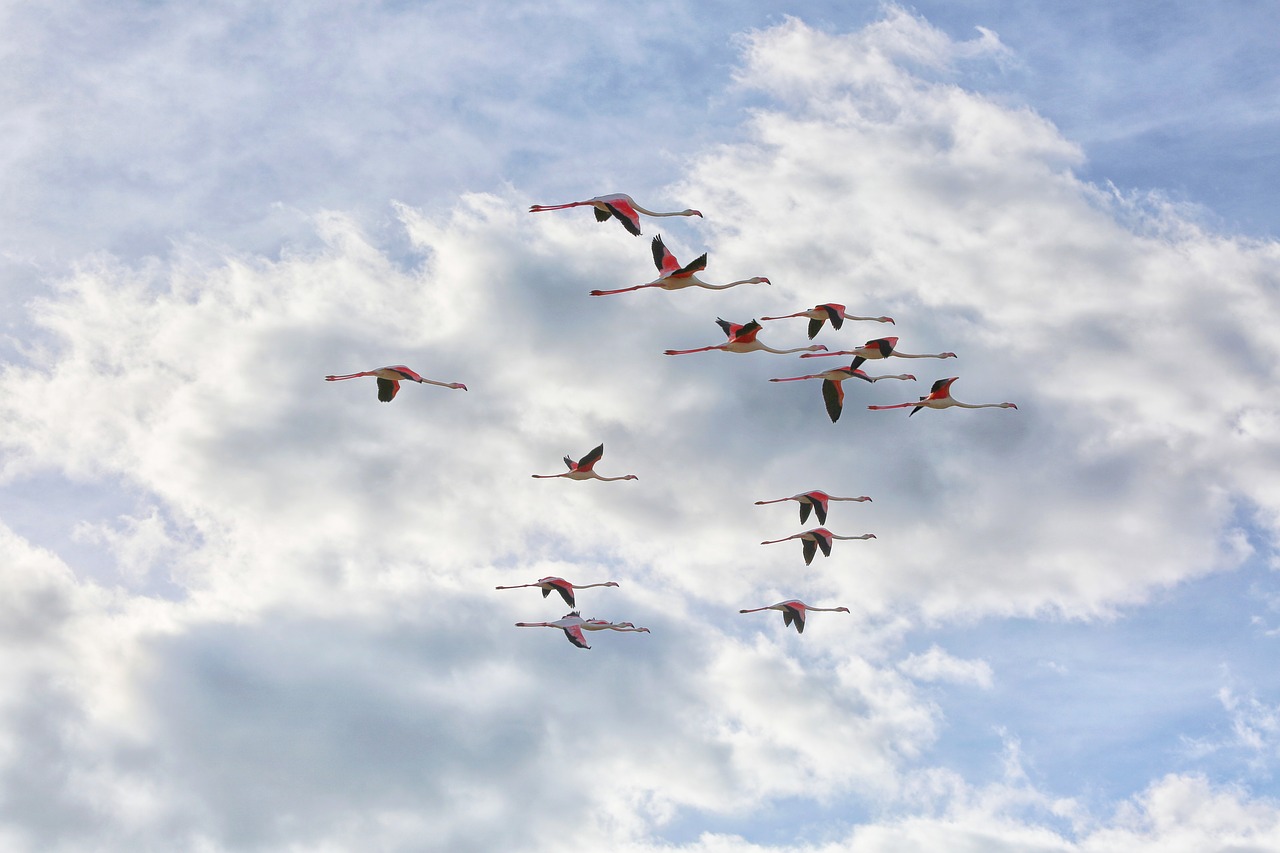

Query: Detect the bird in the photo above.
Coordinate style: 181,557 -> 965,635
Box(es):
532,444 -> 638,481
495,577 -> 620,608
324,365 -> 467,402
799,336 -> 956,370
528,193 -> 702,236
515,611 -> 592,649
754,491 -> 872,526
582,619 -> 651,634
867,376 -> 1018,416
664,319 -> 828,356
770,364 -> 916,422
759,303 -> 895,338
760,528 -> 876,565
590,235 -> 769,296
738,600 -> 850,634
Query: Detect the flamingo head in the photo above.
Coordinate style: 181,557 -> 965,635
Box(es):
836,607 -> 851,613
757,277 -> 771,285
686,209 -> 703,218
807,344 -> 828,352
859,496 -> 873,502
604,581 -> 620,587
451,383 -> 468,390
1002,402 -> 1018,409
623,474 -> 639,480
942,352 -> 957,359
880,317 -> 896,324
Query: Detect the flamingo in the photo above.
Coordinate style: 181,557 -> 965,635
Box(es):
759,303 -> 895,338
495,577 -> 620,608
664,319 -> 828,356
760,528 -> 876,566
324,365 -> 467,402
590,235 -> 768,296
868,376 -> 1018,416
799,336 -> 956,371
754,491 -> 872,526
739,600 -> 850,634
529,193 -> 702,236
582,619 -> 651,634
532,444 -> 638,482
515,611 -> 592,649
770,364 -> 916,422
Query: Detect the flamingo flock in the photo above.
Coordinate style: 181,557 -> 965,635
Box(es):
323,189 -> 1018,649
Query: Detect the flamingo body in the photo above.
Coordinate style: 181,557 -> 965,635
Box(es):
867,377 -> 1018,416
324,365 -> 467,402
665,319 -> 828,356
759,303 -> 895,338
799,336 -> 956,370
532,444 -> 638,482
529,194 -> 702,236
495,577 -> 620,608
770,364 -> 915,422
755,490 -> 873,525
738,600 -> 850,634
760,527 -> 877,565
590,236 -> 768,296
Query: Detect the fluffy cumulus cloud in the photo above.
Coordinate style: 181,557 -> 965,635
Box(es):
1,6 -> 1278,852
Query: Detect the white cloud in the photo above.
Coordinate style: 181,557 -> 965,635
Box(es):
0,5 -> 1278,851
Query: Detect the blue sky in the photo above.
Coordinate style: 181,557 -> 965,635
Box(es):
2,2 -> 1280,850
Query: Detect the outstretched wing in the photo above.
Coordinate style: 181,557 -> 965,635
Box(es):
652,235 -> 678,273
603,200 -> 642,236
800,501 -> 813,524
802,538 -> 817,566
376,378 -> 400,402
577,444 -> 605,472
715,317 -> 736,337
732,320 -> 763,343
562,625 -> 591,649
824,304 -> 845,331
673,253 -> 708,278
822,378 -> 844,423
563,455 -> 576,470
550,580 -> 575,608
816,531 -> 832,557
807,316 -> 827,339
785,604 -> 806,634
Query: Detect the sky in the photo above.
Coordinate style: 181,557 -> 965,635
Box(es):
2,1 -> 1280,850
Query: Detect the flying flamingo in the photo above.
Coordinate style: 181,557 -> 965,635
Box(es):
495,577 -> 620,608
770,364 -> 916,422
754,490 -> 872,525
590,235 -> 769,296
760,528 -> 876,566
528,193 -> 702,236
739,600 -> 850,634
759,303 -> 895,338
664,319 -> 828,356
868,376 -> 1018,416
582,619 -> 651,634
324,365 -> 467,402
800,336 -> 956,371
532,444 -> 637,482
515,611 -> 592,649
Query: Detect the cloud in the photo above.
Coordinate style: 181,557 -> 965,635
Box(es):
0,5 -> 1278,851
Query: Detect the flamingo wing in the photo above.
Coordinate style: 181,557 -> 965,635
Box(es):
603,200 -> 642,236
651,235 -> 679,273
822,378 -> 844,423
850,356 -> 867,370
550,580 -> 575,608
807,316 -> 827,339
577,444 -> 605,472
816,531 -> 833,557
563,625 -> 591,649
785,604 -> 806,634
376,378 -> 400,402
799,501 -> 813,524
808,493 -> 829,525
874,338 -> 896,358
802,538 -> 817,566
715,317 -> 737,338
732,320 -> 763,343
563,455 -> 577,471
673,253 -> 708,278
824,304 -> 845,330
